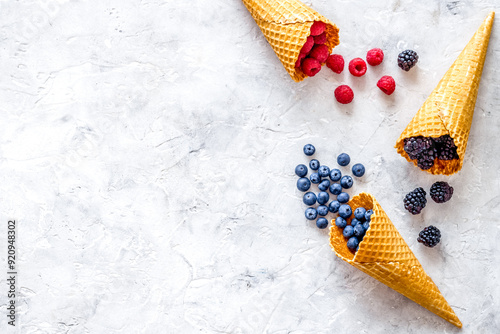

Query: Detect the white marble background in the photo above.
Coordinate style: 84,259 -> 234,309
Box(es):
0,0 -> 499,333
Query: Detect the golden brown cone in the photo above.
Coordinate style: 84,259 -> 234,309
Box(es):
329,193 -> 462,328
242,0 -> 339,82
395,12 -> 494,175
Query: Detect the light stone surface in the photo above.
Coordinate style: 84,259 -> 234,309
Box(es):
0,0 -> 499,333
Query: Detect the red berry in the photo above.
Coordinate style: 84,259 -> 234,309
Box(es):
310,21 -> 326,36
295,52 -> 307,68
326,54 -> 344,74
309,44 -> 329,63
301,58 -> 322,77
348,58 -> 367,77
300,36 -> 314,54
376,75 -> 396,95
366,48 -> 384,66
313,32 -> 327,45
334,85 -> 354,104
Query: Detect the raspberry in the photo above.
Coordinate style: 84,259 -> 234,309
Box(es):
403,187 -> 427,215
300,36 -> 314,54
417,226 -> 441,247
398,49 -> 419,71
295,52 -> 307,68
313,32 -> 327,45
334,85 -> 354,104
309,44 -> 329,63
326,54 -> 344,74
366,48 -> 384,66
376,75 -> 396,95
310,21 -> 326,36
301,58 -> 321,77
430,181 -> 454,203
348,58 -> 367,77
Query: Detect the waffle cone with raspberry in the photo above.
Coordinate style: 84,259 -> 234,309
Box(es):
395,12 -> 494,175
242,0 -> 339,82
329,193 -> 462,327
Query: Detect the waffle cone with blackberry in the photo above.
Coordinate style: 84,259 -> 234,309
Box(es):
329,193 -> 462,327
395,12 -> 494,175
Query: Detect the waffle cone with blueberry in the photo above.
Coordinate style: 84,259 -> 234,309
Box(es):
395,12 -> 494,175
241,0 -> 339,82
329,193 -> 462,328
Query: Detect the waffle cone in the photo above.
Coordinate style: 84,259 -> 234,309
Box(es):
395,12 -> 494,175
242,0 -> 339,82
329,193 -> 462,327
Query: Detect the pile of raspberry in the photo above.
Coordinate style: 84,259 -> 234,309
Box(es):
294,21 -> 331,77
403,135 -> 459,170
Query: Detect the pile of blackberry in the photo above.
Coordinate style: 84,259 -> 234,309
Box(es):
403,135 -> 458,170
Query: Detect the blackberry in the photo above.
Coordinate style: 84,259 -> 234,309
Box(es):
417,225 -> 441,247
398,50 -> 419,71
434,135 -> 459,160
416,146 -> 437,170
404,136 -> 434,160
430,181 -> 454,203
403,187 -> 427,215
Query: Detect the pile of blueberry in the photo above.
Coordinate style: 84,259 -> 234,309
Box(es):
295,144 -> 365,230
335,206 -> 373,253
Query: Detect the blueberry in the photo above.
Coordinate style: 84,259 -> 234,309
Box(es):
305,207 -> 318,220
352,163 -> 365,177
329,200 -> 340,213
343,225 -> 354,238
303,192 -> 317,205
351,218 -> 361,227
303,144 -> 315,156
329,169 -> 342,182
354,224 -> 365,238
354,207 -> 366,220
329,183 -> 342,195
346,236 -> 359,251
317,191 -> 330,205
365,209 -> 374,222
338,204 -> 352,219
337,192 -> 350,203
297,177 -> 311,191
309,159 -> 320,170
318,179 -> 331,191
318,165 -> 330,177
316,217 -> 329,229
317,205 -> 329,216
363,221 -> 370,231
337,153 -> 351,166
340,175 -> 353,189
310,173 -> 321,184
295,164 -> 308,177
335,216 -> 347,228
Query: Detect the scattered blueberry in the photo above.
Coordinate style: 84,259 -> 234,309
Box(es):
335,216 -> 347,228
329,183 -> 342,195
352,163 -> 365,177
318,165 -> 330,177
351,218 -> 361,227
329,169 -> 342,182
317,191 -> 330,205
297,177 -> 311,191
340,175 -> 353,189
303,192 -> 317,205
337,192 -> 350,203
305,207 -> 318,220
338,204 -> 352,219
354,207 -> 366,220
343,225 -> 354,238
310,173 -> 321,184
329,200 -> 340,213
316,217 -> 329,229
295,164 -> 308,177
354,224 -> 365,238
309,159 -> 320,170
346,236 -> 359,251
318,179 -> 331,191
362,221 -> 370,231
364,209 -> 373,222
317,205 -> 329,216
337,153 -> 351,166
303,144 -> 315,156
